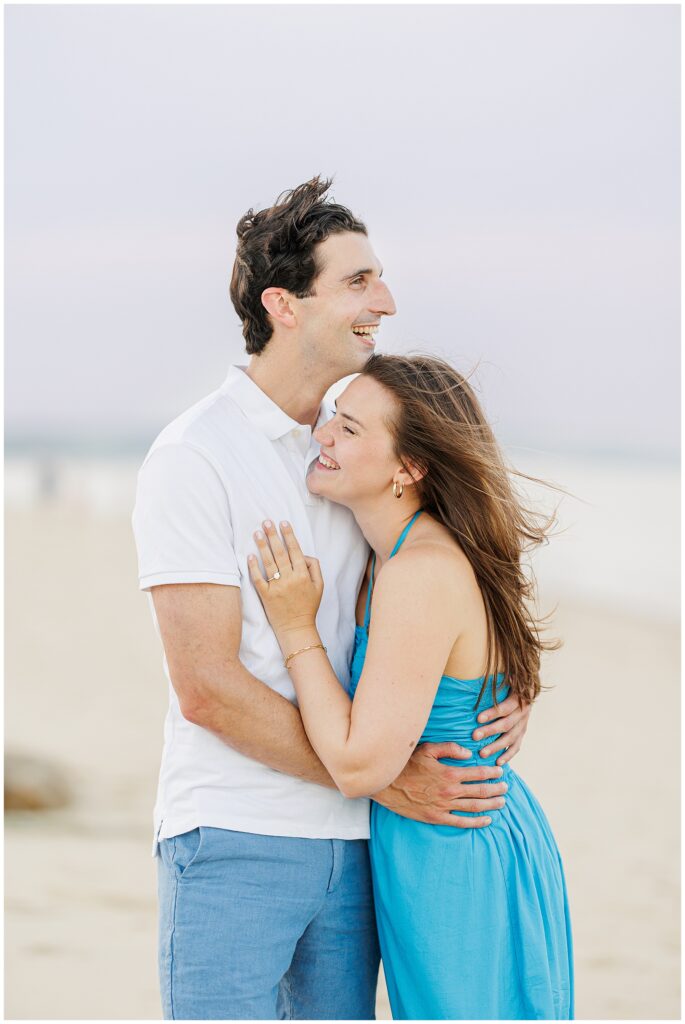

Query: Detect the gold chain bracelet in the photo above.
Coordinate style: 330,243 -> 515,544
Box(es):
284,643 -> 327,670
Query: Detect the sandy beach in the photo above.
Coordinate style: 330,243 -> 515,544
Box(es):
5,493 -> 680,1020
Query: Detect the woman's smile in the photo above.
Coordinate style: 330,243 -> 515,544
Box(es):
316,452 -> 341,471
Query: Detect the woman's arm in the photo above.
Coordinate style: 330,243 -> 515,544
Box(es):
249,521 -> 462,798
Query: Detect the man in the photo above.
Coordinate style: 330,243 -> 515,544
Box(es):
133,177 -> 530,1020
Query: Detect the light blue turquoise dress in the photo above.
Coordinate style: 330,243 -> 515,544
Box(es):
349,510 -> 574,1020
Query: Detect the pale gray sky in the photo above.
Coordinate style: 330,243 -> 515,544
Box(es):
5,4 -> 680,458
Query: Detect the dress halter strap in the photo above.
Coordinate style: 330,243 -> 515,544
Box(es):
389,509 -> 425,557
363,509 -> 424,632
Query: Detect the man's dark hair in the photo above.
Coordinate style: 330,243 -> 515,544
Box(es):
229,176 -> 367,355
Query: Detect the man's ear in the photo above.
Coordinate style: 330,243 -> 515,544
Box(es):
261,288 -> 297,328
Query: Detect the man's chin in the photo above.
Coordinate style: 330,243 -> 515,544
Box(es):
341,344 -> 374,376
354,346 -> 375,369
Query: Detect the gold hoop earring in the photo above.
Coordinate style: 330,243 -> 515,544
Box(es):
392,481 -> 404,499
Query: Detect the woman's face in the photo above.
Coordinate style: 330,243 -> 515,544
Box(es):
307,375 -> 401,506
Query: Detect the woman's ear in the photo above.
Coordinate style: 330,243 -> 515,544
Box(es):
397,458 -> 428,488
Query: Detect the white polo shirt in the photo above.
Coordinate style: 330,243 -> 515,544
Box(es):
132,366 -> 371,848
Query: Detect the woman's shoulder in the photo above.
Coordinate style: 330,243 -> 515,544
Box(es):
377,522 -> 477,604
368,542 -> 474,651
402,516 -> 471,570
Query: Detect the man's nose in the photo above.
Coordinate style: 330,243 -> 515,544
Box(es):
370,279 -> 397,317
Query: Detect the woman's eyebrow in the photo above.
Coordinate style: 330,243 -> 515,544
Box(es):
334,400 -> 365,428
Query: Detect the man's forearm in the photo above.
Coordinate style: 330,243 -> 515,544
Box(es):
181,663 -> 336,789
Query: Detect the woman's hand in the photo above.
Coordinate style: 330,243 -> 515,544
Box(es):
248,520 -> 324,641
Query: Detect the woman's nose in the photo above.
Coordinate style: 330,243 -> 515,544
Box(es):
314,420 -> 334,445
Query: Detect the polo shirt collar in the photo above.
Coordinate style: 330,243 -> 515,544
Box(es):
221,365 -> 328,441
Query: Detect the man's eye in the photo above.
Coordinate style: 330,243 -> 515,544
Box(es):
350,276 -> 364,286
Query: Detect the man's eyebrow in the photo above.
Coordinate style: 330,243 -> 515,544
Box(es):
341,266 -> 384,282
334,400 -> 365,428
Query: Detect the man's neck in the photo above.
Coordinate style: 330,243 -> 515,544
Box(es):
245,352 -> 334,429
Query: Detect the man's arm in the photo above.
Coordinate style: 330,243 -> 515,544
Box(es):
151,581 -> 335,786
152,580 -> 518,826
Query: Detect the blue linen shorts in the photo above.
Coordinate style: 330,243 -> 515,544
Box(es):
157,826 -> 380,1020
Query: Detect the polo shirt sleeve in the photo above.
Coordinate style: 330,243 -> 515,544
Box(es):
133,442 -> 241,591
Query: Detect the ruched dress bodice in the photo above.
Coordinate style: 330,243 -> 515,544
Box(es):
349,510 -> 574,1020
353,625 -> 508,755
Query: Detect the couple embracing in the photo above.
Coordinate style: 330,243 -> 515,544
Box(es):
133,177 -> 573,1021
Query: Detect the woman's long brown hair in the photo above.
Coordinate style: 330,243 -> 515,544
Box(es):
362,353 -> 559,708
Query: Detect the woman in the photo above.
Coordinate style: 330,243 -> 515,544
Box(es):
248,353 -> 573,1020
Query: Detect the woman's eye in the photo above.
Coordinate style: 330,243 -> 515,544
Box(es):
343,425 -> 356,435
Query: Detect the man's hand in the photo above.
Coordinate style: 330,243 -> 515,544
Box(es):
473,695 -> 532,766
372,742 -> 508,828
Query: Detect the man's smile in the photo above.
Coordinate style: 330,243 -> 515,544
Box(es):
351,323 -> 380,346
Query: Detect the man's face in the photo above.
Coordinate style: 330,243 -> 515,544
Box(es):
291,232 -> 397,377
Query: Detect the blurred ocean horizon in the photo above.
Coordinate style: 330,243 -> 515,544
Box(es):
5,443 -> 679,625
5,432 -> 681,465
